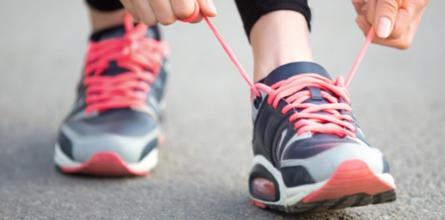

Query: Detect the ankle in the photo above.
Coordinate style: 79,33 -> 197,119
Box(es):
89,8 -> 127,32
250,11 -> 314,82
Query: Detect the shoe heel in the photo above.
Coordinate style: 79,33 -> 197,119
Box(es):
249,164 -> 280,203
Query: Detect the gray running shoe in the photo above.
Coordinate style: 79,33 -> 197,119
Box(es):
54,14 -> 169,176
249,62 -> 396,213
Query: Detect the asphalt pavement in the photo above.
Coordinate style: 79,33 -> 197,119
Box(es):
0,1 -> 444,219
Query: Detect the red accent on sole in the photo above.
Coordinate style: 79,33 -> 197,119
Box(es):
61,152 -> 150,176
252,199 -> 267,209
158,135 -> 166,146
303,159 -> 394,203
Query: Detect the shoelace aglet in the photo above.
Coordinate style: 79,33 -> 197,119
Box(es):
335,76 -> 345,87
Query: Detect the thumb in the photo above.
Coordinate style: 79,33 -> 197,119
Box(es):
197,0 -> 217,17
373,0 -> 401,38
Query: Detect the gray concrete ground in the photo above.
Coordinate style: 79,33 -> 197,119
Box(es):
1,1 -> 444,219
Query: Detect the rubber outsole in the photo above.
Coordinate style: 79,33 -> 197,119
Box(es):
303,160 -> 395,203
56,135 -> 164,176
59,152 -> 150,176
253,190 -> 396,213
251,159 -> 396,213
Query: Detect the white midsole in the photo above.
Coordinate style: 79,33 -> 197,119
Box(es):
54,143 -> 159,172
250,155 -> 396,207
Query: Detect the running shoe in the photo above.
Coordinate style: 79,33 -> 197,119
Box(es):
249,62 -> 396,213
54,14 -> 170,176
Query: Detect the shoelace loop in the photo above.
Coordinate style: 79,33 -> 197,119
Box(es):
84,15 -> 170,113
267,75 -> 356,137
181,6 -> 375,138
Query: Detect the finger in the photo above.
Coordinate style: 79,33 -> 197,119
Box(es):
134,0 -> 157,26
191,13 -> 204,23
389,1 -> 426,39
120,0 -> 141,21
355,17 -> 366,34
356,15 -> 372,36
372,31 -> 411,49
197,0 -> 217,17
352,0 -> 367,16
170,0 -> 196,19
365,0 -> 377,25
374,0 -> 402,38
373,8 -> 423,49
149,0 -> 176,25
388,8 -> 411,39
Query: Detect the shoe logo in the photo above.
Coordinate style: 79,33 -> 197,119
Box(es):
278,129 -> 287,152
131,96 -> 161,120
275,129 -> 288,160
279,131 -> 312,161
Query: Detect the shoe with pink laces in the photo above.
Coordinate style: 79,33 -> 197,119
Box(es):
248,62 -> 396,213
54,14 -> 169,176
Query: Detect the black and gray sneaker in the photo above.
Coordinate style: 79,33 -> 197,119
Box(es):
249,62 -> 396,213
54,14 -> 170,176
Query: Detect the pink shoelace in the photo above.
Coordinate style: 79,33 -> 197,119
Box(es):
181,5 -> 376,138
84,14 -> 170,113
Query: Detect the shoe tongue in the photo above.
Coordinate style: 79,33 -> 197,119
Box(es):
90,24 -> 160,42
89,24 -> 161,77
262,62 -> 334,105
263,62 -> 332,86
264,62 -> 344,139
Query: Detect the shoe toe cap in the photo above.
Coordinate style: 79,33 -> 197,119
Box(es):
280,143 -> 388,183
57,110 -> 159,164
68,109 -> 157,137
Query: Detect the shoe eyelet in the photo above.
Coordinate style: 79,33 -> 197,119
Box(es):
253,95 -> 263,109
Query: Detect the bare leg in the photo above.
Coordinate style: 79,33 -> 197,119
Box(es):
250,11 -> 314,82
89,8 -> 127,32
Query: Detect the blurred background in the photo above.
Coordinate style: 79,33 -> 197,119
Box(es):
0,1 -> 444,219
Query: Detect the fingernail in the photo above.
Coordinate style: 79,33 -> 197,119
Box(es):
377,17 -> 392,38
206,0 -> 217,15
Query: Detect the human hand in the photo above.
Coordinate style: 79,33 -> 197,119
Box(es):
120,0 -> 217,26
352,0 -> 429,49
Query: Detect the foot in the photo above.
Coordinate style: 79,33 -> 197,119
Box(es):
54,14 -> 170,176
249,62 -> 396,213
